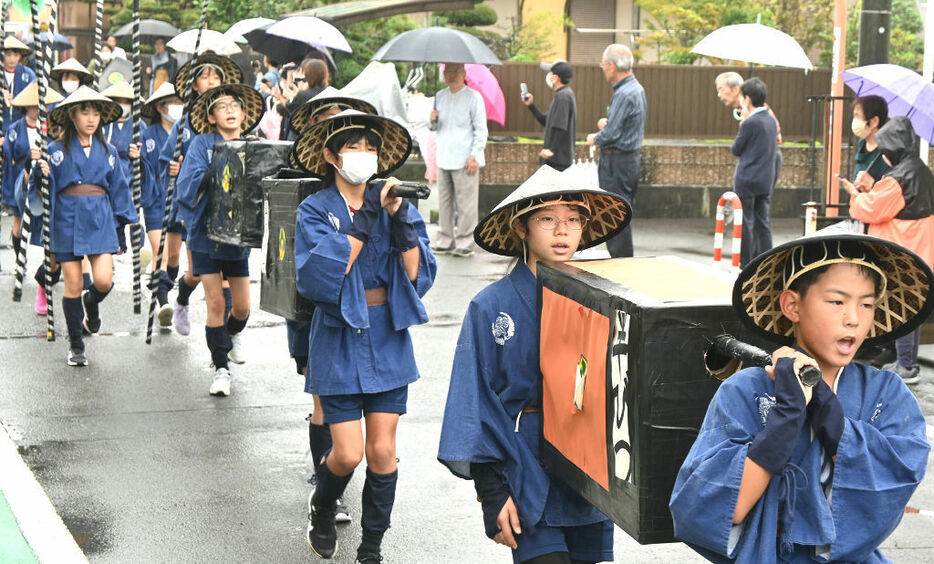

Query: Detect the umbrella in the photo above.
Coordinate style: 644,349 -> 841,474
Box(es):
167,29 -> 241,55
691,24 -> 813,70
24,32 -> 72,51
112,19 -> 180,41
441,63 -> 505,126
372,26 -> 501,66
841,64 -> 934,144
243,24 -> 337,69
265,16 -> 352,53
224,17 -> 275,44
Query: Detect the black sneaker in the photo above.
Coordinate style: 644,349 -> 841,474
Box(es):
82,292 -> 101,334
67,340 -> 88,367
430,244 -> 453,255
307,502 -> 338,558
356,553 -> 383,564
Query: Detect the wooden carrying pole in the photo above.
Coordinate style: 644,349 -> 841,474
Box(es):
823,0 -> 848,217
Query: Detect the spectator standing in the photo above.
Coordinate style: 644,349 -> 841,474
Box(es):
428,62 -> 487,258
730,77 -> 778,268
587,44 -> 645,258
147,37 -> 177,95
522,59 -> 577,171
276,58 -> 330,141
86,43 -> 113,77
106,35 -> 128,61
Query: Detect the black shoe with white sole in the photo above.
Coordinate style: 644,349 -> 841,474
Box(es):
307,502 -> 338,558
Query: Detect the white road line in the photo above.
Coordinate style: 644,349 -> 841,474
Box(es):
0,425 -> 87,564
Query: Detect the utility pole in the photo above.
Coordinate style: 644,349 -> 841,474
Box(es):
858,0 -> 892,65
922,0 -> 932,165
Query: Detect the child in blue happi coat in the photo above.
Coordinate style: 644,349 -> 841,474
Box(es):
669,233 -> 932,562
438,164 -> 632,564
293,109 -> 436,562
37,86 -> 137,366
175,83 -> 263,396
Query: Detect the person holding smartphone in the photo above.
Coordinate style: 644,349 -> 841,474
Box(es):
521,60 -> 577,172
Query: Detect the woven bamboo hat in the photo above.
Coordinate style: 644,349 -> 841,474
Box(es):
11,81 -> 63,107
474,164 -> 632,257
49,85 -> 122,128
141,81 -> 180,121
51,57 -> 93,85
289,87 -> 378,135
189,83 -> 263,134
734,233 -> 934,347
174,54 -> 242,100
101,80 -> 136,101
3,37 -> 31,55
290,109 -> 412,179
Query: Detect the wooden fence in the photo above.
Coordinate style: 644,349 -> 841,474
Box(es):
487,63 -> 837,142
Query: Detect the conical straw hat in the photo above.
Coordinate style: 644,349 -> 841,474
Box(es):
474,164 -> 632,257
49,85 -> 122,128
101,80 -> 135,100
3,37 -> 30,54
733,232 -> 934,347
51,57 -> 93,84
290,87 -> 378,135
174,53 -> 242,100
141,81 -> 179,121
188,83 -> 263,135
12,81 -> 64,107
290,109 -> 412,179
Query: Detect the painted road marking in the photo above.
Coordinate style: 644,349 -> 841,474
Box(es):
0,425 -> 87,563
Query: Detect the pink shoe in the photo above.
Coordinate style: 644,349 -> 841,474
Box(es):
34,286 -> 48,316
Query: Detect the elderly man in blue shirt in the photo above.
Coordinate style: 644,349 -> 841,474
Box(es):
429,62 -> 488,258
587,44 -> 646,258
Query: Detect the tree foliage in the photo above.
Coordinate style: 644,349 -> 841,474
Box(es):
435,5 -> 497,27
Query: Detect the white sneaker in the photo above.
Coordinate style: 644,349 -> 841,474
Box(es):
307,487 -> 352,524
158,303 -> 174,327
209,366 -> 231,396
228,332 -> 246,364
139,248 -> 152,272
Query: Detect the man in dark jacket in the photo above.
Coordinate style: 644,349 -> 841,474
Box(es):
731,77 -> 777,267
521,60 -> 577,171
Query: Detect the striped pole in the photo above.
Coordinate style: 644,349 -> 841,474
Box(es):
146,0 -> 210,344
129,0 -> 142,313
713,191 -> 743,275
2,0 -> 22,302
92,0 -> 103,80
32,0 -> 55,341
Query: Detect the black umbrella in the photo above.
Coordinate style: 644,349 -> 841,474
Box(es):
372,26 -> 501,65
243,25 -> 336,72
112,19 -> 180,42
24,32 -> 73,51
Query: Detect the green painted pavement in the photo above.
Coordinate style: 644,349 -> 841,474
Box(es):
0,491 -> 38,564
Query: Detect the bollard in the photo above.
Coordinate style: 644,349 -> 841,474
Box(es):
803,201 -> 819,235
713,191 -> 743,274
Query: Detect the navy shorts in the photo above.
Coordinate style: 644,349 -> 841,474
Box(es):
190,251 -> 249,278
143,208 -> 186,236
319,385 -> 408,424
513,519 -> 614,564
54,250 -> 115,262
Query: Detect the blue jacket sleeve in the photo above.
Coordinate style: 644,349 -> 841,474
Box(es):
385,203 -> 436,330
107,146 -> 138,225
175,135 -> 210,212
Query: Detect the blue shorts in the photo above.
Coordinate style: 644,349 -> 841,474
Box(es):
143,208 -> 186,236
54,250 -> 115,262
513,519 -> 614,564
190,251 -> 249,278
319,385 -> 408,424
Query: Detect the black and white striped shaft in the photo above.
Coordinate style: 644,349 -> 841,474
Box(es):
129,0 -> 142,314
145,0 -> 211,344
32,0 -> 55,341
93,0 -> 103,80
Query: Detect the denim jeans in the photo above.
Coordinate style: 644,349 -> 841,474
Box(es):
895,327 -> 922,368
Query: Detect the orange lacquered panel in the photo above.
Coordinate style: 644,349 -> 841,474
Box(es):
540,286 -> 610,491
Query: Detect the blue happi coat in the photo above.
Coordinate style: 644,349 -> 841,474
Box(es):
669,363 -> 929,563
2,64 -> 36,132
45,137 -> 137,256
2,117 -> 34,209
158,116 -> 195,225
294,182 -> 437,396
438,263 -> 609,530
140,122 -> 170,221
175,132 -> 248,261
103,119 -> 145,180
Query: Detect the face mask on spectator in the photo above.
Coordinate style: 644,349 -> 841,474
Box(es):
545,72 -> 553,89
851,118 -> 868,139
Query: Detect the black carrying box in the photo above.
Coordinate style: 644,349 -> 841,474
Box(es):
207,140 -> 293,248
259,173 -> 324,322
537,257 -> 771,544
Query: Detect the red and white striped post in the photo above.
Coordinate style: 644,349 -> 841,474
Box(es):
713,191 -> 743,274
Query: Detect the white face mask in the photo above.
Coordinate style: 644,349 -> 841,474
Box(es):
165,104 -> 184,123
119,103 -> 131,119
545,72 -> 554,89
61,80 -> 79,94
851,118 -> 868,139
335,151 -> 378,185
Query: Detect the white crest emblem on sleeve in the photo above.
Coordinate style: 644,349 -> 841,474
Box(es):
492,312 -> 515,345
8,129 -> 16,142
145,138 -> 156,153
182,128 -> 191,143
108,154 -> 116,168
328,211 -> 340,232
756,394 -> 776,424
50,150 -> 64,166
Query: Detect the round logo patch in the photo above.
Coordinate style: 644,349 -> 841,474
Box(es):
108,154 -> 116,168
181,128 -> 191,143
492,312 -> 515,346
145,138 -> 156,153
50,150 -> 64,166
278,227 -> 286,261
8,129 -> 16,142
222,165 -> 231,193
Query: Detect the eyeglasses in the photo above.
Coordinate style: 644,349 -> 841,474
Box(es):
531,215 -> 588,231
212,101 -> 242,112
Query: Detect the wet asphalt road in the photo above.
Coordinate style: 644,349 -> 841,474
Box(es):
0,214 -> 932,563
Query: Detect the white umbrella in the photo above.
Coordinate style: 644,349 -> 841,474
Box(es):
224,17 -> 275,44
691,24 -> 813,70
265,16 -> 352,53
167,29 -> 242,55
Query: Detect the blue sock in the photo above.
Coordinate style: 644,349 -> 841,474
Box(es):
62,296 -> 84,341
312,460 -> 353,508
167,265 -> 179,283
82,273 -> 92,290
361,468 -> 398,534
226,313 -> 248,335
176,275 -> 195,306
204,325 -> 231,369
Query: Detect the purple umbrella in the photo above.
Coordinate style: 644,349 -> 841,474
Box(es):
841,64 -> 934,143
